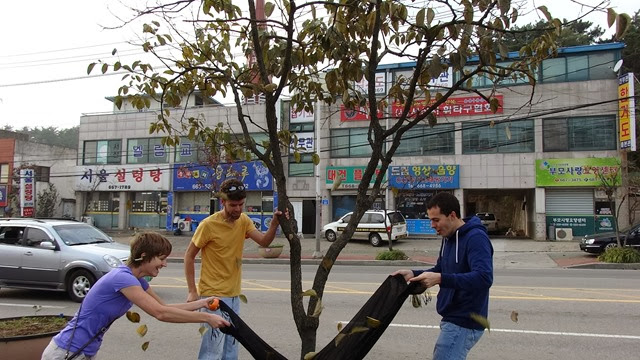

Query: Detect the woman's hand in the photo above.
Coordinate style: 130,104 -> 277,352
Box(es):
207,313 -> 230,328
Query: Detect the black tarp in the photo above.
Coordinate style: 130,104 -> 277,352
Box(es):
219,274 -> 426,360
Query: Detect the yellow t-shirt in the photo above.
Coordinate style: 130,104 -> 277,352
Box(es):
191,211 -> 256,297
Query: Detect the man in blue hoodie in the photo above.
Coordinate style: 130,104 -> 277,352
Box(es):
393,192 -> 493,360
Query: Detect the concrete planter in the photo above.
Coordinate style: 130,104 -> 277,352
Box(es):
258,245 -> 284,258
0,315 -> 71,360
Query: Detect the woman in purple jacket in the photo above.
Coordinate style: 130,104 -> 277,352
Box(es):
42,232 -> 229,360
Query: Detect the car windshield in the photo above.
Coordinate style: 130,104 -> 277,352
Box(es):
54,224 -> 113,245
387,212 -> 405,224
476,213 -> 495,220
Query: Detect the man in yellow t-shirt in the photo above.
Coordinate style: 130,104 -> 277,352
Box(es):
185,178 -> 283,360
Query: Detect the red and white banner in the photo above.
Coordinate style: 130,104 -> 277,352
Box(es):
391,95 -> 503,118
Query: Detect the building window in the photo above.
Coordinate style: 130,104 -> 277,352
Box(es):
541,52 -> 616,82
289,154 -> 314,177
462,120 -> 535,154
543,116 -> 616,151
395,124 -> 455,156
34,166 -> 50,182
127,138 -> 169,164
83,140 -> 121,165
0,164 -> 9,183
461,61 -> 534,88
330,127 -> 382,158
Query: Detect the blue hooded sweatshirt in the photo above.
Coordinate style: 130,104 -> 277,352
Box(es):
412,216 -> 494,330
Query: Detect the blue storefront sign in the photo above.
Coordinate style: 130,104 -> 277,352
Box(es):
173,161 -> 273,191
388,165 -> 459,189
406,219 -> 436,235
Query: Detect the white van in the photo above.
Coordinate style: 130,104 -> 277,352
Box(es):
322,210 -> 408,247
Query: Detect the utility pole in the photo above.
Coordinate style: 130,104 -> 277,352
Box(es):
313,102 -> 323,258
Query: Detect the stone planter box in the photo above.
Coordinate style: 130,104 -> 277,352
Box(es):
0,315 -> 71,360
258,245 -> 284,258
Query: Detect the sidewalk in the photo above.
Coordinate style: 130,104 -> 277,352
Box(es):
105,230 -> 622,269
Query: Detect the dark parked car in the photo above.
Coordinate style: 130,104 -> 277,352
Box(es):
580,222 -> 640,254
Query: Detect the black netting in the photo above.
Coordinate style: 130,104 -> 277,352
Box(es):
219,274 -> 425,360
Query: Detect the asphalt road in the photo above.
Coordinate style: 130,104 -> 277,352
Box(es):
1,264 -> 639,359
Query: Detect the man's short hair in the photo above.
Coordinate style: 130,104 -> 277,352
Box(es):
427,192 -> 461,219
220,178 -> 247,201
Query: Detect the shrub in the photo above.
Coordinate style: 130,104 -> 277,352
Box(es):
376,250 -> 408,261
598,247 -> 640,263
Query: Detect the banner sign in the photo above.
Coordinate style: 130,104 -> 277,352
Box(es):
0,185 -> 7,207
406,219 -> 436,235
389,165 -> 459,189
75,165 -> 169,192
353,72 -> 387,96
535,158 -> 620,187
290,132 -> 315,153
391,95 -> 503,118
394,68 -> 453,91
618,72 -> 637,151
173,161 -> 273,191
20,169 -> 35,217
326,166 -> 386,189
290,108 -> 314,123
340,105 -> 385,122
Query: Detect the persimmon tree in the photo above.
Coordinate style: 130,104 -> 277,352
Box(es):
92,0 -> 630,357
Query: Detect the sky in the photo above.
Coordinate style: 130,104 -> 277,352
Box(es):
0,0 -> 638,130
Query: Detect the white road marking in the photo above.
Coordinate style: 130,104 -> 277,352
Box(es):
339,322 -> 640,340
0,302 -> 66,309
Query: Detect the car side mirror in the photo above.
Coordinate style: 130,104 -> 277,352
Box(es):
39,241 -> 56,250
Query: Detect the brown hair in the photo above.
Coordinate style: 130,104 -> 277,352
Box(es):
127,232 -> 172,266
220,178 -> 247,201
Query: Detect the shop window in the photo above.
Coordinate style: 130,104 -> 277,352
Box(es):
127,138 -> 168,164
330,127 -> 384,158
543,116 -> 616,152
0,164 -> 10,183
83,140 -> 122,165
541,52 -> 616,82
461,62 -> 535,88
131,191 -> 165,213
87,192 -> 119,212
462,120 -> 534,154
395,124 -> 455,156
289,154 -> 314,177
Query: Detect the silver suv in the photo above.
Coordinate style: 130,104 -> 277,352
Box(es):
0,218 -> 130,302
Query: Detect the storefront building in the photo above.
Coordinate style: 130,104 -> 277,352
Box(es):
311,42 -> 628,240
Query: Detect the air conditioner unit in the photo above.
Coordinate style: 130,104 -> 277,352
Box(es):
555,228 -> 573,241
178,219 -> 191,232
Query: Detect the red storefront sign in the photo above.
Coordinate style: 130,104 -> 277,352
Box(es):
340,105 -> 384,122
391,95 -> 503,118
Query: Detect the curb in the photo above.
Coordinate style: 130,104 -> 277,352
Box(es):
566,262 -> 640,270
167,257 -> 433,267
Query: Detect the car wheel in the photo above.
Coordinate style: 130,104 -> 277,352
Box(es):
369,233 -> 383,247
67,269 -> 95,303
604,242 -> 618,251
325,230 -> 337,242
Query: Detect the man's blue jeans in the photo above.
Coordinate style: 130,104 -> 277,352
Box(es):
433,321 -> 484,360
198,296 -> 239,360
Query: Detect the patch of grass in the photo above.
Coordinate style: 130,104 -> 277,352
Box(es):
376,250 -> 408,260
598,247 -> 640,263
0,316 -> 68,338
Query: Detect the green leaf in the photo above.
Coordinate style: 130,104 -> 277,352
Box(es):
607,8 -> 617,28
334,333 -> 347,347
136,324 -> 148,337
489,98 -> 500,113
310,298 -> 323,317
199,326 -> 207,335
427,8 -> 435,26
615,13 -> 631,39
87,63 -> 96,75
126,311 -> 141,323
302,289 -> 318,297
498,0 -> 510,15
303,352 -> 316,360
505,124 -> 512,140
537,6 -> 552,21
141,341 -> 150,351
101,63 -> 108,74
111,48 -> 117,56
416,9 -> 425,27
294,151 -> 301,163
511,8 -> 518,23
239,294 -> 248,304
114,61 -> 121,71
337,322 -> 343,332
366,316 -> 381,328
311,153 -> 320,165
349,326 -> 369,334
264,2 -> 275,17
470,313 -> 491,332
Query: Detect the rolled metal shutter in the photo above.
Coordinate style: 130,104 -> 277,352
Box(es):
545,189 -> 594,215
